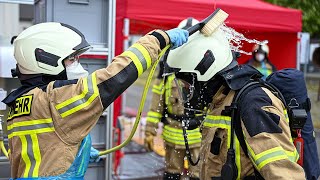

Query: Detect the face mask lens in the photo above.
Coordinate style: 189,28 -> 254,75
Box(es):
174,78 -> 195,103
69,55 -> 79,62
65,55 -> 80,68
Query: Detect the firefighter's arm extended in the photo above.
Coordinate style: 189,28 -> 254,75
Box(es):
239,87 -> 305,180
144,78 -> 165,151
48,29 -> 188,145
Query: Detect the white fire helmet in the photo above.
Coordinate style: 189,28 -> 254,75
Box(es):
13,22 -> 91,76
166,27 -> 233,82
178,17 -> 200,29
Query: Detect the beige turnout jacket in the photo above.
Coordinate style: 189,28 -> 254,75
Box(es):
200,85 -> 305,180
5,30 -> 169,178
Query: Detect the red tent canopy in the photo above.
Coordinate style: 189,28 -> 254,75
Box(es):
116,0 -> 302,69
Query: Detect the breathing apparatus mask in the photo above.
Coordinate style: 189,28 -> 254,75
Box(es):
173,50 -> 239,109
255,53 -> 265,62
162,22 -> 235,114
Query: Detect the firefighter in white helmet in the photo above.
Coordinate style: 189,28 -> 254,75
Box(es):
2,22 -> 189,179
246,44 -> 276,80
144,18 -> 202,180
165,23 -> 305,179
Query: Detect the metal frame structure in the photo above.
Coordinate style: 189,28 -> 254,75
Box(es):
0,0 -> 116,179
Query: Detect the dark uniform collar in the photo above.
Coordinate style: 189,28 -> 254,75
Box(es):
2,76 -> 50,105
219,64 -> 263,91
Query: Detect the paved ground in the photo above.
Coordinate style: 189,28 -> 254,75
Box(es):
115,141 -> 165,180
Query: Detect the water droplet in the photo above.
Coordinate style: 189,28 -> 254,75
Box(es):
220,24 -> 267,55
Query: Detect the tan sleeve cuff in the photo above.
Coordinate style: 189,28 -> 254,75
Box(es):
148,30 -> 170,49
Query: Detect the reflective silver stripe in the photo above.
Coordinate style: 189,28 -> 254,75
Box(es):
58,74 -> 94,114
7,122 -> 54,135
204,117 -> 231,126
127,47 -> 147,71
26,135 -> 35,177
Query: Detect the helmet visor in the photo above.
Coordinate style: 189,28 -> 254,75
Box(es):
173,77 -> 195,103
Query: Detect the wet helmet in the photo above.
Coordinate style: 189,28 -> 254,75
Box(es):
13,22 -> 90,77
166,25 -> 232,82
177,17 -> 199,29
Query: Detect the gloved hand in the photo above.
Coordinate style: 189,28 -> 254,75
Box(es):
89,147 -> 101,163
165,28 -> 189,49
144,132 -> 155,152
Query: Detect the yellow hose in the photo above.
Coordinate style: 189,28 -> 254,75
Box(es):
0,140 -> 8,158
99,45 -> 171,155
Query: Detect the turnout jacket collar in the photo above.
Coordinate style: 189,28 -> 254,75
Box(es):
219,64 -> 262,91
2,76 -> 50,105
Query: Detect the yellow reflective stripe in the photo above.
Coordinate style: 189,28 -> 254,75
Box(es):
165,75 -> 174,113
147,111 -> 162,118
234,136 -> 241,180
285,150 -> 299,162
162,130 -> 201,139
20,136 -> 31,178
162,132 -> 201,145
162,126 -> 201,145
60,93 -> 97,117
31,134 -> 41,177
8,127 -> 55,139
283,109 -> 289,123
153,83 -> 164,91
258,155 -> 287,170
59,73 -> 99,118
282,110 -> 293,143
7,118 -> 53,130
121,51 -> 143,76
203,115 -> 231,148
255,147 -> 282,159
162,136 -> 201,145
164,125 -> 200,134
152,88 -> 164,95
146,111 -> 162,123
162,131 -> 201,140
131,44 -> 152,69
56,78 -> 88,110
146,117 -> 160,124
205,115 -> 231,121
247,146 -> 288,170
202,123 -> 230,129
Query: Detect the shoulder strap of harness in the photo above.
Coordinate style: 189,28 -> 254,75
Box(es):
231,79 -> 286,157
229,79 -> 286,180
